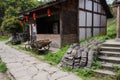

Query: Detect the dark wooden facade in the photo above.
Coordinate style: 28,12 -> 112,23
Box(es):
19,0 -> 112,48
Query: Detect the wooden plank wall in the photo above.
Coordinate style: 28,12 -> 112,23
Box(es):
60,0 -> 79,46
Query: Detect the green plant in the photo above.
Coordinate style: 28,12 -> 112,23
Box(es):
92,60 -> 102,69
0,60 -> 7,73
74,69 -> 94,78
44,45 -> 70,65
113,66 -> 120,79
62,67 -> 94,80
1,16 -> 22,33
113,66 -> 120,70
116,70 -> 120,80
0,36 -> 9,41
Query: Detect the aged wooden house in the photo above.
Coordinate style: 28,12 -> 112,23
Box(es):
19,0 -> 112,48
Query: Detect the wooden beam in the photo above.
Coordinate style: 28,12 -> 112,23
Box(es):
117,6 -> 120,38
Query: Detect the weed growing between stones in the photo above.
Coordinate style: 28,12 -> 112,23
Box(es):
0,58 -> 7,73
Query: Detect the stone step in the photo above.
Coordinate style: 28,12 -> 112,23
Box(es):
93,69 -> 116,76
100,47 -> 120,52
99,56 -> 120,64
102,43 -> 120,47
101,62 -> 120,70
100,51 -> 120,57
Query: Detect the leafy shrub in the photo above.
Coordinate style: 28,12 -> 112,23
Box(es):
1,16 -> 22,33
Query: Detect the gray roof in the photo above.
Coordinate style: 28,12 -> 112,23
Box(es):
19,0 -> 113,18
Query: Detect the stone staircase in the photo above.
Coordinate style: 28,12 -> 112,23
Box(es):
93,40 -> 120,76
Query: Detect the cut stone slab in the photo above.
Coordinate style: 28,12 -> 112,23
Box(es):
0,73 -> 8,80
93,69 -> 116,76
48,71 -> 69,80
102,40 -> 120,46
99,56 -> 120,61
101,62 -> 120,68
33,71 -> 49,80
100,51 -> 120,55
100,46 -> 120,50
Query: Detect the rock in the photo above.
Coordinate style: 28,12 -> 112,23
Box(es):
59,40 -> 105,69
87,48 -> 94,67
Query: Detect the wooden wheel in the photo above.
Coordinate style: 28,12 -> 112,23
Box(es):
25,44 -> 31,50
43,45 -> 50,50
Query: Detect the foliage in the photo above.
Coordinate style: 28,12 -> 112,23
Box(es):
113,66 -> 120,79
1,17 -> 22,33
0,36 -> 9,41
0,0 -> 40,33
16,0 -> 40,11
92,61 -> 102,69
116,70 -> 120,78
3,6 -> 20,20
44,45 -> 70,65
0,58 -> 7,73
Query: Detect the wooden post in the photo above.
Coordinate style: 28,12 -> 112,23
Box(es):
91,0 -> 94,37
116,6 -> 120,40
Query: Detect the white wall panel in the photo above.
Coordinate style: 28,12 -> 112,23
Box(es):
93,28 -> 100,36
87,28 -> 91,38
87,12 -> 92,26
86,0 -> 92,11
94,3 -> 98,12
101,8 -> 105,14
79,28 -> 85,40
101,15 -> 106,26
79,11 -> 86,26
94,14 -> 100,26
79,0 -> 84,9
98,4 -> 101,13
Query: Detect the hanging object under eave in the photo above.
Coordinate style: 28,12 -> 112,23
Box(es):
23,19 -> 26,24
25,16 -> 29,22
33,13 -> 37,20
20,20 -> 23,25
47,9 -> 51,17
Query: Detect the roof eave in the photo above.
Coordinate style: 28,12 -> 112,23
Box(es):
19,0 -> 66,15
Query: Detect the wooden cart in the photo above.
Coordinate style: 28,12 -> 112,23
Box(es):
25,39 -> 52,50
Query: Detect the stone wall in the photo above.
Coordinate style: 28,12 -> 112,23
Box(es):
36,34 -> 61,48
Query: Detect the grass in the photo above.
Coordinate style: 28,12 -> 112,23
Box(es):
43,45 -> 70,65
0,36 -> 9,41
0,58 -> 7,73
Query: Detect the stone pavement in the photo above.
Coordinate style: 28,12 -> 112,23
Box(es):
0,42 -> 82,80
0,72 -> 8,80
